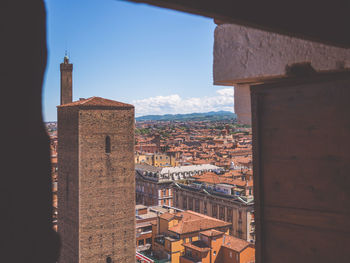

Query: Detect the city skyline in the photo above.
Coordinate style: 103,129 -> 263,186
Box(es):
43,0 -> 233,121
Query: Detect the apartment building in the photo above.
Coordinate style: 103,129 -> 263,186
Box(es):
135,152 -> 177,167
135,164 -> 222,207
172,182 -> 255,242
135,164 -> 173,206
152,210 -> 231,263
180,229 -> 255,263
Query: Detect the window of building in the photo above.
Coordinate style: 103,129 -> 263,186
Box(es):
238,229 -> 243,238
195,199 -> 200,212
106,257 -> 112,263
163,189 -> 166,196
146,238 -> 152,244
188,197 -> 193,210
138,239 -> 144,246
175,193 -> 178,206
203,201 -> 207,214
212,204 -> 217,218
183,197 -> 187,209
219,206 -> 225,221
227,208 -> 233,223
105,136 -> 111,153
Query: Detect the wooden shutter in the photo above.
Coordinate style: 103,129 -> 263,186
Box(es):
251,71 -> 350,263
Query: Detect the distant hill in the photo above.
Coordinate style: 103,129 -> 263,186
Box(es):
136,111 -> 236,121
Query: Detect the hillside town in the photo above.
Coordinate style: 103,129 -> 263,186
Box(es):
10,1 -> 349,262
47,117 -> 255,263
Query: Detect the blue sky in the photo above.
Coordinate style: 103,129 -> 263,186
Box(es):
43,0 -> 233,121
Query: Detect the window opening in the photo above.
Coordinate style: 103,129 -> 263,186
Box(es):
105,136 -> 111,153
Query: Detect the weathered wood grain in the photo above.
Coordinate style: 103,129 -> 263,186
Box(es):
252,72 -> 350,263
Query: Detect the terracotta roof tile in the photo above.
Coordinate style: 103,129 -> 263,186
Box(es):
168,210 -> 231,234
222,234 -> 252,252
195,172 -> 247,187
200,229 -> 224,237
183,241 -> 210,252
57,96 -> 134,108
159,212 -> 175,221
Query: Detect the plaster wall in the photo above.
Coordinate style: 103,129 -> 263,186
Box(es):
234,85 -> 251,125
214,24 -> 350,85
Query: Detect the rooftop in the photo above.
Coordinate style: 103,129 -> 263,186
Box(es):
160,164 -> 222,174
136,204 -> 148,210
200,229 -> 224,237
161,210 -> 231,235
135,163 -> 162,173
57,96 -> 134,109
183,240 -> 210,252
222,234 -> 253,252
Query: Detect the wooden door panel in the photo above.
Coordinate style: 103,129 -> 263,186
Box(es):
252,72 -> 350,263
264,221 -> 350,263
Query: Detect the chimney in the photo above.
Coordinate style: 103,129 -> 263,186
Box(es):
60,55 -> 73,105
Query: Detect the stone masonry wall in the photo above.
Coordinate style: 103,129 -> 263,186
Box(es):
58,107 -> 80,263
60,62 -> 73,105
79,108 -> 135,263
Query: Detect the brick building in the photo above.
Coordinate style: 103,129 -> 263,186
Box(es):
135,205 -> 157,252
135,205 -> 183,253
180,230 -> 255,263
152,210 -> 231,263
172,183 -> 255,242
57,56 -> 135,263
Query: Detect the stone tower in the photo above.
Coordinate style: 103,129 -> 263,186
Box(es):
57,95 -> 135,262
60,55 -> 73,105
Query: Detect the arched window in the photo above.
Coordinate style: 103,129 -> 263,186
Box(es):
106,257 -> 112,263
105,136 -> 111,153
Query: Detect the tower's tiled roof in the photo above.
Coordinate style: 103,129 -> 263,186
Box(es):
57,96 -> 134,108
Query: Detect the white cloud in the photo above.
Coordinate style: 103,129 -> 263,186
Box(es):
133,88 -> 234,117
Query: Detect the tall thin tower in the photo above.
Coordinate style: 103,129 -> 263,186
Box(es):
57,56 -> 135,263
60,55 -> 73,105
